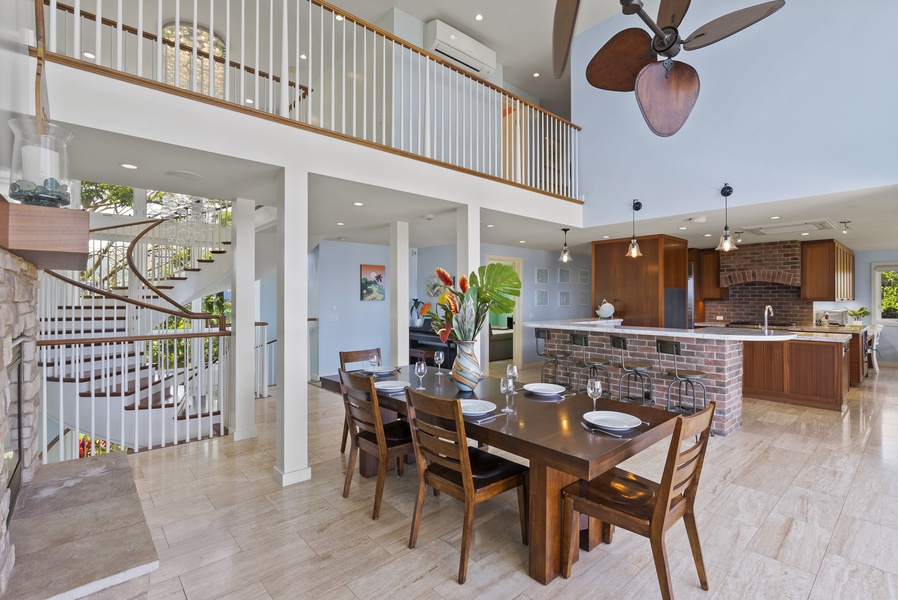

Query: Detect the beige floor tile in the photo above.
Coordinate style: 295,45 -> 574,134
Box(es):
667,511 -> 758,572
706,483 -> 781,527
151,529 -> 241,584
431,540 -> 532,600
746,513 -> 832,574
161,496 -> 277,548
808,553 -> 898,600
842,486 -> 898,530
347,538 -> 460,599
711,550 -> 816,599
829,514 -> 898,576
524,546 -> 640,600
789,464 -> 856,498
772,486 -> 845,529
615,548 -> 727,600
211,580 -> 274,600
147,577 -> 187,600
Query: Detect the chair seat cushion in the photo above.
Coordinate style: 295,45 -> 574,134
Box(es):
663,369 -> 707,379
429,447 -> 528,490
358,420 -> 412,446
563,467 -> 658,522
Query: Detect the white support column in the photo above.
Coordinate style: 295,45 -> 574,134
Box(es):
133,188 -> 147,218
456,205 -> 481,361
229,197 -> 257,441
389,221 -> 409,367
274,168 -> 311,486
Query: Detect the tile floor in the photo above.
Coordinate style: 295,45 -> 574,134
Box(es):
135,365 -> 898,599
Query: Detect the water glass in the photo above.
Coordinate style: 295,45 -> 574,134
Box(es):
587,378 -> 603,412
434,351 -> 444,376
506,364 -> 519,393
369,353 -> 379,370
500,377 -> 514,413
414,360 -> 427,390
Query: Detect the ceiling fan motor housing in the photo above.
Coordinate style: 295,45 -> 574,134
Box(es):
652,27 -> 681,57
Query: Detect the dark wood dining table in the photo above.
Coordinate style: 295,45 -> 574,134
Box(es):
320,365 -> 679,584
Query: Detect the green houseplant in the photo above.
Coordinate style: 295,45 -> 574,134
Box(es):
846,306 -> 871,325
426,264 -> 521,391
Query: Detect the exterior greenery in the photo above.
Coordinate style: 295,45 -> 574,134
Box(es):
881,270 -> 898,319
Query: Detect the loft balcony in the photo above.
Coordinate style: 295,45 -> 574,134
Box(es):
38,0 -> 582,203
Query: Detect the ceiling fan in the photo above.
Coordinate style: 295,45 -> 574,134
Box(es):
553,0 -> 785,136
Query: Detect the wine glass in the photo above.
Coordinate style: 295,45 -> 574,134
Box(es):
368,353 -> 379,370
506,364 -> 519,393
434,351 -> 445,376
500,377 -> 514,413
414,360 -> 427,390
587,378 -> 603,412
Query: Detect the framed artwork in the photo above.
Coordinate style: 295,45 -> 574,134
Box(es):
536,268 -> 549,284
426,276 -> 448,297
360,264 -> 385,301
536,290 -> 549,306
579,270 -> 590,285
579,290 -> 590,306
559,291 -> 571,306
558,268 -> 571,284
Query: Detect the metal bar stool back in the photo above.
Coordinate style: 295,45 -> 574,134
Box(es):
656,339 -> 708,415
609,334 -> 654,405
570,333 -> 611,394
535,328 -> 572,386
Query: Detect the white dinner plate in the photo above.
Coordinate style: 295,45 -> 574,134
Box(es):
460,400 -> 497,416
374,380 -> 409,394
523,383 -> 565,396
364,366 -> 395,375
583,411 -> 642,431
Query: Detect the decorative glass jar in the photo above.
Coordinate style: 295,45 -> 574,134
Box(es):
8,116 -> 74,207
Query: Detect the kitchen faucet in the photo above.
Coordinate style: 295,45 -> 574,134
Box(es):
763,305 -> 774,335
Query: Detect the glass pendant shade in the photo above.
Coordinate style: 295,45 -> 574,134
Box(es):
558,228 -> 573,263
715,228 -> 738,252
626,237 -> 643,258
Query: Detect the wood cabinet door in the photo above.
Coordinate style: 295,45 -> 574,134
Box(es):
700,250 -> 728,300
801,241 -> 836,301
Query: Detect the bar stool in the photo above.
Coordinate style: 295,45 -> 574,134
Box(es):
609,334 -> 654,405
656,339 -> 707,415
535,328 -> 572,387
569,333 -> 611,394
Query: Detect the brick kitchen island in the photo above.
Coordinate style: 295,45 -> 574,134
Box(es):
524,320 -> 797,436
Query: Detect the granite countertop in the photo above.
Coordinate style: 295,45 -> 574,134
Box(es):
789,324 -> 868,334
792,331 -> 852,343
694,321 -> 729,327
523,319 -> 797,341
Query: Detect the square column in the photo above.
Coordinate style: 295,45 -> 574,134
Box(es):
456,205 -> 481,360
389,221 -> 409,367
229,197 -> 257,441
274,169 -> 312,486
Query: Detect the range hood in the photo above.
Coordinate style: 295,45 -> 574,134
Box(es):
741,219 -> 836,236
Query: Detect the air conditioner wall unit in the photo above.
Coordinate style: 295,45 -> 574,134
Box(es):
424,20 -> 496,77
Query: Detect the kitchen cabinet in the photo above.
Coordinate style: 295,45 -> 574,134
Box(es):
699,249 -> 729,301
743,337 -> 850,411
800,239 -> 855,301
788,326 -> 868,385
592,235 -> 688,328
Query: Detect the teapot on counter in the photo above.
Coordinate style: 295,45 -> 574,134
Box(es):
596,299 -> 615,319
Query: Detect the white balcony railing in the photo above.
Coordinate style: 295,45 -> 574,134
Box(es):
42,0 -> 580,200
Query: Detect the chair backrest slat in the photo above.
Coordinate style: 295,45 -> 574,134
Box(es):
339,348 -> 382,371
654,402 -> 715,523
339,369 -> 384,446
406,388 -> 473,490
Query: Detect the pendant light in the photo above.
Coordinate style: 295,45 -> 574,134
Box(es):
558,228 -> 573,263
626,199 -> 643,258
715,183 -> 737,252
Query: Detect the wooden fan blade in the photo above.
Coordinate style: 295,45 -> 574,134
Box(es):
657,0 -> 691,29
635,61 -> 700,137
684,0 -> 785,51
586,28 -> 655,92
553,0 -> 581,78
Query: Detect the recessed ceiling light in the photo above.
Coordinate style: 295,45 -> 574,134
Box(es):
165,169 -> 203,181
519,240 -> 526,244
83,51 -> 96,59
353,202 -> 363,206
678,226 -> 688,230
800,232 -> 810,236
486,224 -> 495,228
119,163 -> 138,170
245,98 -> 254,105
336,237 -> 346,241
335,14 -> 344,21
533,72 -> 540,78
336,222 -> 345,226
769,216 -> 780,220
475,14 -> 483,21
703,233 -> 713,237
602,235 -> 610,239
300,54 -> 307,60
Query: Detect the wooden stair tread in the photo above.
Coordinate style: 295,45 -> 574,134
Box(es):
46,327 -> 128,335
210,250 -> 226,254
221,241 -> 231,245
182,268 -> 201,272
177,410 -> 221,421
43,315 -> 127,322
79,373 -> 177,398
166,277 -> 188,281
47,364 -> 142,384
197,259 -> 214,263
39,350 -> 138,368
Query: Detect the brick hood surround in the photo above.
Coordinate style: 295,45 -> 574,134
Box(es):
719,241 -> 801,288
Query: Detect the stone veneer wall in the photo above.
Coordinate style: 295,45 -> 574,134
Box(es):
0,248 -> 41,592
706,241 -> 813,325
545,329 -> 743,436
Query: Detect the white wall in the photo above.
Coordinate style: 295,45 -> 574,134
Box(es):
0,0 -> 37,190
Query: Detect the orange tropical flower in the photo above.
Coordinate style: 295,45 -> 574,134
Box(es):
419,302 -> 431,316
445,294 -> 458,314
436,267 -> 453,287
459,276 -> 469,293
438,323 -> 452,343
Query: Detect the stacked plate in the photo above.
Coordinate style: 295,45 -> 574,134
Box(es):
374,380 -> 409,394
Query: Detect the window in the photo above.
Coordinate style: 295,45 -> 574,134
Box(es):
873,263 -> 898,324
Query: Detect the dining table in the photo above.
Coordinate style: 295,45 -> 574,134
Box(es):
319,365 -> 679,584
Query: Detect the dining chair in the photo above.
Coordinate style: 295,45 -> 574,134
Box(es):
561,402 -> 716,600
338,348 -> 383,453
338,369 -> 413,520
405,387 -> 529,584
869,324 -> 884,374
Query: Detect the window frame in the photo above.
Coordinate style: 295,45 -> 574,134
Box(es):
871,262 -> 898,326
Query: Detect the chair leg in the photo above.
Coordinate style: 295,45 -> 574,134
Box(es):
683,509 -> 709,591
340,418 -> 349,453
342,442 -> 357,498
561,494 -> 578,578
649,530 -> 675,600
408,476 -> 427,549
458,501 -> 476,584
372,458 -> 387,521
397,456 -> 404,477
517,474 -> 529,545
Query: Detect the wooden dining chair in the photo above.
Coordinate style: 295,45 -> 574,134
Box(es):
338,369 -> 413,520
338,348 -> 382,453
405,387 -> 529,584
561,402 -> 716,600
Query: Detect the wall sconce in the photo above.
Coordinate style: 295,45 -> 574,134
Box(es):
626,199 -> 643,258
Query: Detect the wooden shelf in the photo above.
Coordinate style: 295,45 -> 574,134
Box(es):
0,195 -> 89,269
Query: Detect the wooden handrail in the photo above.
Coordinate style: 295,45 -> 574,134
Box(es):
43,269 -> 222,323
37,330 -> 230,347
46,0 -> 309,98
90,219 -> 160,234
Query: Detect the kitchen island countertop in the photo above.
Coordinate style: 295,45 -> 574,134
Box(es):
523,319 -> 797,342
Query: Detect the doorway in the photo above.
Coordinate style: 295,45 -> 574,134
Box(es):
485,255 -> 524,376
